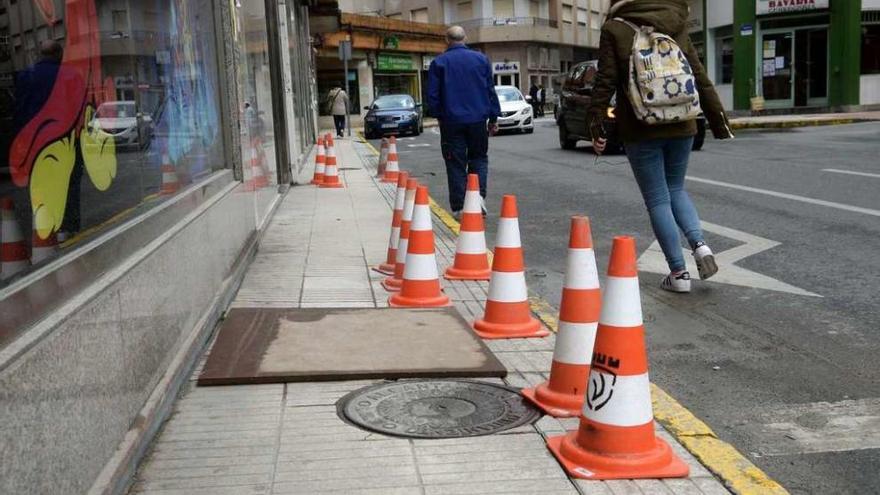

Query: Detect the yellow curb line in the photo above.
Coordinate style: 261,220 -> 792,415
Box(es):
357,131 -> 787,495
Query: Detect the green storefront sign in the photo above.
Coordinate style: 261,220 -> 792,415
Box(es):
377,53 -> 414,71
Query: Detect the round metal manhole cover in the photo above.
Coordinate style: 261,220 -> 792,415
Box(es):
337,380 -> 542,439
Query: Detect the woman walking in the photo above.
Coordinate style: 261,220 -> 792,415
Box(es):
589,0 -> 734,293
327,84 -> 349,138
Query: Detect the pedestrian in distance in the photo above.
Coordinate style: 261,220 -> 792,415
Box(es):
529,83 -> 540,117
427,26 -> 502,220
326,83 -> 349,138
590,0 -> 735,293
538,84 -> 547,117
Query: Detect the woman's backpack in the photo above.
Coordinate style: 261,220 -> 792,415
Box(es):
615,18 -> 702,125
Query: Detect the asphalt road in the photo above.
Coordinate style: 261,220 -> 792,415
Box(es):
368,119 -> 880,494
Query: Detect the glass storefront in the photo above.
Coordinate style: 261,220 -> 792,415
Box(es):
0,0 -> 226,285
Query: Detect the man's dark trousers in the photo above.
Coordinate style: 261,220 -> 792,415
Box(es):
440,122 -> 488,212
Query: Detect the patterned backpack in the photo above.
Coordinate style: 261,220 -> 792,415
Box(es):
615,18 -> 701,124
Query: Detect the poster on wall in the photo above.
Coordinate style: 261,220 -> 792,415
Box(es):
763,40 -> 776,58
763,59 -> 777,76
756,0 -> 829,15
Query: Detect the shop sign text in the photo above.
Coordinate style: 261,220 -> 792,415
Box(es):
377,53 -> 414,71
493,61 -> 520,74
756,0 -> 829,15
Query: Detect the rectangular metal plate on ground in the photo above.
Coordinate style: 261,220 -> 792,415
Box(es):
198,308 -> 506,386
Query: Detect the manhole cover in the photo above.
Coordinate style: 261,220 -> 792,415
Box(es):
337,379 -> 541,439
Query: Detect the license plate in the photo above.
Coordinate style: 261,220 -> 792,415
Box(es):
381,123 -> 398,129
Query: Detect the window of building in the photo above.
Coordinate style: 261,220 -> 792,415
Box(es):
863,24 -> 880,75
411,8 -> 429,23
563,5 -> 573,24
577,7 -> 587,27
388,13 -> 403,20
457,1 -> 472,20
590,10 -> 602,29
1,0 -> 226,286
529,0 -> 540,18
494,0 -> 514,19
715,36 -> 733,84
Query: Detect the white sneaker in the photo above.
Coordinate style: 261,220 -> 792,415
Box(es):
661,271 -> 691,293
693,242 -> 718,280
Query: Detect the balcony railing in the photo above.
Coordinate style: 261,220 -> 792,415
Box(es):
458,17 -> 558,29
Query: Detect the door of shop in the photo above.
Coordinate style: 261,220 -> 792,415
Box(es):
760,27 -> 827,108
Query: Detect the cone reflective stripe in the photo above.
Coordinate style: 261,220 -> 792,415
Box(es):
522,216 -> 600,416
160,153 -> 179,195
381,136 -> 400,183
389,185 -> 449,307
310,137 -> 326,184
1,198 -> 28,279
376,138 -> 389,177
445,174 -> 490,280
374,171 -> 409,275
320,139 -> 343,188
546,236 -> 688,480
382,178 -> 418,291
31,229 -> 58,265
473,195 -> 548,339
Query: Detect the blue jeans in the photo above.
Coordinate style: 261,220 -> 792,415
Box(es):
625,137 -> 703,272
440,122 -> 488,212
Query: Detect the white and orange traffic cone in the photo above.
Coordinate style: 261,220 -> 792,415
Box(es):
311,136 -> 326,184
376,137 -> 389,177
381,136 -> 400,183
445,174 -> 490,281
31,229 -> 58,265
160,152 -> 179,195
389,185 -> 450,308
473,195 -> 548,339
374,171 -> 409,275
546,236 -> 689,480
382,178 -> 418,291
249,140 -> 269,189
1,198 -> 29,279
321,135 -> 343,189
522,216 -> 600,417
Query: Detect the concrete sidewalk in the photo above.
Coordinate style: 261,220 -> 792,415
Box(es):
126,136 -> 732,495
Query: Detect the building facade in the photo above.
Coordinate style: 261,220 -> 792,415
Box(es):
0,0 -> 328,492
695,0 -> 879,111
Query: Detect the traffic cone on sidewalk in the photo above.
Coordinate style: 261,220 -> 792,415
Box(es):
376,137 -> 389,177
389,185 -> 450,308
381,136 -> 400,183
521,216 -> 600,417
1,198 -> 29,279
160,152 -> 179,195
31,229 -> 58,265
546,236 -> 689,480
382,178 -> 418,291
374,171 -> 409,275
321,136 -> 344,188
248,139 -> 269,189
473,195 -> 548,339
445,174 -> 490,280
310,136 -> 326,184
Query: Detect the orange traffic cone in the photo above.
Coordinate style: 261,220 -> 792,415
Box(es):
160,152 -> 179,195
389,185 -> 450,308
31,229 -> 58,265
473,195 -> 548,339
1,198 -> 29,279
249,140 -> 269,189
547,236 -> 689,480
374,171 -> 409,275
310,136 -> 326,184
381,136 -> 400,183
321,136 -> 343,188
376,137 -> 389,177
382,178 -> 418,291
445,174 -> 490,280
522,216 -> 600,416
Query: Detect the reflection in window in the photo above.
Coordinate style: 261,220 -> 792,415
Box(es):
0,0 -> 225,285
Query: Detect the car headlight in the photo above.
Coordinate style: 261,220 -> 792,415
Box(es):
606,107 -> 615,119
521,107 -> 531,115
365,116 -> 376,122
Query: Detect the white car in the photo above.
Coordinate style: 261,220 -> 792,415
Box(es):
494,85 -> 534,134
89,101 -> 153,149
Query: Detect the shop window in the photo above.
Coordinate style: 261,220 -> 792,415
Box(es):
0,0 -> 226,286
863,24 -> 880,75
715,36 -> 734,84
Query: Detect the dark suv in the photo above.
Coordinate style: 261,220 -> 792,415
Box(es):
556,60 -> 705,152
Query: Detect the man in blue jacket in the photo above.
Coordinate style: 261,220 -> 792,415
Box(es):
427,26 -> 501,218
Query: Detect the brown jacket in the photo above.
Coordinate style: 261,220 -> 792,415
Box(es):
588,0 -> 733,143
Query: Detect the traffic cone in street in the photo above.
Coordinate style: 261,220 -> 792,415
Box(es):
320,138 -> 343,188
382,178 -> 418,291
1,198 -> 29,279
374,171 -> 409,275
31,229 -> 58,265
546,236 -> 689,480
160,152 -> 179,195
389,185 -> 450,308
473,195 -> 548,339
521,216 -> 600,417
445,174 -> 490,280
376,137 -> 389,177
381,136 -> 400,183
311,136 -> 326,184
